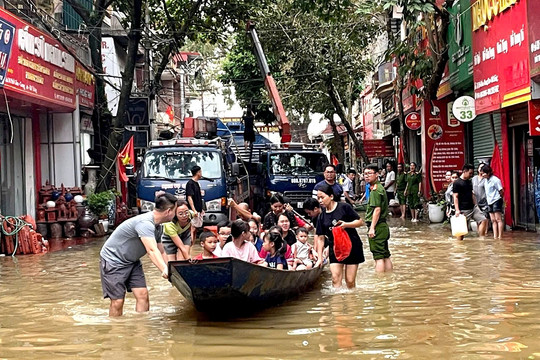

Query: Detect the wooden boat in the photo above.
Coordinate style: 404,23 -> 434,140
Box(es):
168,257 -> 324,314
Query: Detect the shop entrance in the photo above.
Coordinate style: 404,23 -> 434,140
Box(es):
510,125 -> 538,231
0,115 -> 32,216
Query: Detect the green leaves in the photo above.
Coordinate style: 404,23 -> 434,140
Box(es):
384,0 -> 452,101
220,0 -> 383,122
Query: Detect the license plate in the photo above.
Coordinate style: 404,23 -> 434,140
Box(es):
297,202 -> 303,209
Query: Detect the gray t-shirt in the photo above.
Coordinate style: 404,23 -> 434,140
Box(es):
471,175 -> 487,209
100,212 -> 160,266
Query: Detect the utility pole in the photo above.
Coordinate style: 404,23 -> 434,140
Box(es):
144,4 -> 156,140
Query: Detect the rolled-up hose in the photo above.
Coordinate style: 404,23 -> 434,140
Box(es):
1,216 -> 32,256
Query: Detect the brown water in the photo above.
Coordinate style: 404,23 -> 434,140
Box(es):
2,220 -> 540,359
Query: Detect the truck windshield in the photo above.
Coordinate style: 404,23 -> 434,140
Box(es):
269,153 -> 328,175
143,150 -> 222,179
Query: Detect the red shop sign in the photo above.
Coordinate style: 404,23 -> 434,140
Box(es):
0,8 -> 94,111
472,0 -> 530,115
358,139 -> 394,159
405,112 -> 421,130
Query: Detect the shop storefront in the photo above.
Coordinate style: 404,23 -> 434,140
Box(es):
0,8 -> 94,217
471,0 -> 531,229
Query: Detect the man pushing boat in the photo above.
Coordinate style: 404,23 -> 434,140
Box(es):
99,192 -> 177,316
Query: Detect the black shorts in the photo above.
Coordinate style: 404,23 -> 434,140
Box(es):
488,198 -> 504,213
100,257 -> 146,299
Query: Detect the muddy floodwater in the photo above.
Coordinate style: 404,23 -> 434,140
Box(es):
2,220 -> 540,359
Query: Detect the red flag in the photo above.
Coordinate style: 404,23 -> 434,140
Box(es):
117,136 -> 135,182
331,154 -> 339,166
166,106 -> 174,122
491,142 -> 512,226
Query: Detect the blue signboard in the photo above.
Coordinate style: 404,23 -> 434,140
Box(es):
0,17 -> 15,87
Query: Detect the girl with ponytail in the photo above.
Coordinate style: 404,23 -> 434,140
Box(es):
221,219 -> 263,263
260,232 -> 288,270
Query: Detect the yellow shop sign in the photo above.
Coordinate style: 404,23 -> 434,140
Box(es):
472,0 -> 518,31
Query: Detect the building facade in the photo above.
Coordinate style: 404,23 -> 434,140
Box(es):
0,7 -> 94,217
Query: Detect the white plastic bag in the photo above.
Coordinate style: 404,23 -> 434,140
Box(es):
191,213 -> 203,228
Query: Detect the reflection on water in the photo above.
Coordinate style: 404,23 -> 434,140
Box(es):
1,220 -> 540,358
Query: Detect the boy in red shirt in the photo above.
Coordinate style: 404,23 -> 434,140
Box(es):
192,232 -> 219,260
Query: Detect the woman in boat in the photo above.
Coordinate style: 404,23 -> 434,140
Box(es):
260,232 -> 288,270
161,200 -> 193,261
262,193 -> 298,231
221,219 -> 262,263
314,183 -> 365,289
277,213 -> 297,246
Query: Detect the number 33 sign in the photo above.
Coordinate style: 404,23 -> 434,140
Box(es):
528,100 -> 540,136
452,96 -> 476,122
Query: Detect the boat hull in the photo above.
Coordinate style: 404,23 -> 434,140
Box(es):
168,257 -> 323,314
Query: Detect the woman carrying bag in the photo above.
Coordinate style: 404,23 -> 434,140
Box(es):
314,183 -> 365,289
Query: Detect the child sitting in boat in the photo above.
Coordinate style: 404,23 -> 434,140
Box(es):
291,227 -> 315,270
192,231 -> 219,260
260,232 -> 288,270
222,219 -> 262,263
258,225 -> 293,260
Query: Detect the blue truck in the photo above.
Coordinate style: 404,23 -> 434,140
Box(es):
136,137 -> 249,225
222,122 -> 328,214
251,143 -> 329,214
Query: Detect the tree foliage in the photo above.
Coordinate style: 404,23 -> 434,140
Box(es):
220,0 -> 383,162
384,0 -> 452,100
381,0 -> 452,163
65,0 -> 265,191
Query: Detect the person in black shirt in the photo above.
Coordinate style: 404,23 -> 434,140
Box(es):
303,197 -> 321,231
186,165 -> 204,242
452,163 -> 488,240
262,193 -> 298,231
314,183 -> 365,289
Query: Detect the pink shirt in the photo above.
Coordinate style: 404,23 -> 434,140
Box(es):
259,244 -> 292,259
222,241 -> 262,263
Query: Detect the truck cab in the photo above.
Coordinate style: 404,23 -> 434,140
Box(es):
136,138 -> 248,225
255,144 -> 329,213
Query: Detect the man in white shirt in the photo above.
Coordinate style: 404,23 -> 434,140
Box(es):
384,162 -> 396,201
342,169 -> 357,204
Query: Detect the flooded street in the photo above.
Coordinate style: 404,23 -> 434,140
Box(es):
2,219 -> 540,359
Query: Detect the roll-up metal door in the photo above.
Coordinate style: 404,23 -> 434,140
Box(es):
407,128 -> 422,166
472,112 -> 502,168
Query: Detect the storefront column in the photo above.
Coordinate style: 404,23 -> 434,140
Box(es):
32,107 -> 42,197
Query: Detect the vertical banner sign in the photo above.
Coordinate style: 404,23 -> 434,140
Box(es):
472,0 -> 530,115
0,17 -> 15,87
421,99 -> 466,194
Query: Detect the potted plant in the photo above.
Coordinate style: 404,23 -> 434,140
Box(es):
427,191 -> 446,223
86,190 -> 115,232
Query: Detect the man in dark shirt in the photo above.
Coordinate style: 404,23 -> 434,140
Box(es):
186,165 -> 204,241
452,163 -> 488,240
312,164 -> 344,202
